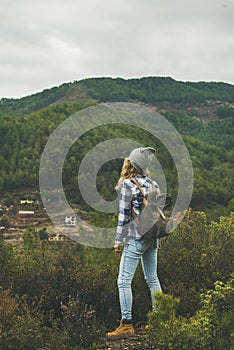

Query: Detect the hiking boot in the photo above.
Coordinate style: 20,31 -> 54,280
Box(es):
106,320 -> 135,340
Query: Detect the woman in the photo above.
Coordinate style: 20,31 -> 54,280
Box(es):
106,147 -> 162,341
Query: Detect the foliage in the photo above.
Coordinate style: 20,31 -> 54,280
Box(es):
164,111 -> 234,150
158,210 -> 234,316
0,211 -> 233,348
217,106 -> 234,119
147,277 -> 234,349
0,216 -> 10,228
60,295 -> 104,348
0,78 -> 232,209
0,83 -> 71,116
1,78 -> 234,118
0,76 -> 233,348
0,83 -> 233,218
0,238 -> 105,349
83,77 -> 234,105
0,288 -> 68,350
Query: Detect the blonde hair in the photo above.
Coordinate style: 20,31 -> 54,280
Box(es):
116,158 -> 147,190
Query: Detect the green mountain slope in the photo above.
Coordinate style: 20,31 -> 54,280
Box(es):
0,82 -> 95,117
1,76 -> 234,117
83,77 -> 234,104
0,77 -> 233,220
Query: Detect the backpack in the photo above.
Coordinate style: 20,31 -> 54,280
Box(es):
131,178 -> 173,240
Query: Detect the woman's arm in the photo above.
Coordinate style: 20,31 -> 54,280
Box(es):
114,181 -> 132,245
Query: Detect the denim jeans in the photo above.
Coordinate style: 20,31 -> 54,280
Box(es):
117,237 -> 162,320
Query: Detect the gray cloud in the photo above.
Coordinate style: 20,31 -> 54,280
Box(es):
0,0 -> 233,98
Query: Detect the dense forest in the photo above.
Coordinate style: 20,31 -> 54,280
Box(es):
1,76 -> 234,116
0,77 -> 234,349
0,104 -> 233,219
0,78 -> 233,219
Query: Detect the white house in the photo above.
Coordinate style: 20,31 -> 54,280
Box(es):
64,216 -> 76,227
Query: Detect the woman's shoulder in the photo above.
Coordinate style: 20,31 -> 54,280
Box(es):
121,178 -> 135,188
120,176 -> 159,191
136,175 -> 158,186
136,176 -> 160,194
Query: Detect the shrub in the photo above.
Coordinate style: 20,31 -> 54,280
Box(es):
60,295 -> 105,349
0,288 -> 67,350
147,277 -> 234,349
158,210 -> 234,316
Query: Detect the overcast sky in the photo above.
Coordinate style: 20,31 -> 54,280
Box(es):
0,0 -> 233,98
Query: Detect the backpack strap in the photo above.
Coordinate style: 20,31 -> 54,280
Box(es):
132,177 -> 166,220
131,178 -> 148,207
130,178 -> 147,225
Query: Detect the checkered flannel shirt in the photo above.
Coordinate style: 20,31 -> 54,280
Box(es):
115,175 -> 160,244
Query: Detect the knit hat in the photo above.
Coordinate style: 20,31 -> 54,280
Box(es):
128,147 -> 155,171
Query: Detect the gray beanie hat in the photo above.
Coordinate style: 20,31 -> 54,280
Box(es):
128,147 -> 155,171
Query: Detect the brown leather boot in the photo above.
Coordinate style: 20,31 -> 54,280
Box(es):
106,320 -> 135,340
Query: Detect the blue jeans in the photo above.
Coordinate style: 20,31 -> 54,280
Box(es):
117,237 -> 162,320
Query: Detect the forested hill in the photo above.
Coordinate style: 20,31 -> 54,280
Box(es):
1,77 -> 234,117
0,77 -> 233,350
0,77 -> 233,220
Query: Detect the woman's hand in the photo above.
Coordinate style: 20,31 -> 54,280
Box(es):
114,244 -> 122,253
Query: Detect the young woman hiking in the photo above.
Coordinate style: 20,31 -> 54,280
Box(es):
106,147 -> 162,341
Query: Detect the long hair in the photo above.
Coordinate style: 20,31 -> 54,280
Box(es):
116,158 -> 147,190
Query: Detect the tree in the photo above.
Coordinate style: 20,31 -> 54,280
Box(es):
22,227 -> 39,251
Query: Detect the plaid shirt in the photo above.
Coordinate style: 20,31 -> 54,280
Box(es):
115,175 -> 160,243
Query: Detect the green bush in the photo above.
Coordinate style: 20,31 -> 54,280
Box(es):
147,277 -> 234,349
158,210 -> 234,316
0,288 -> 68,350
60,295 -> 104,348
